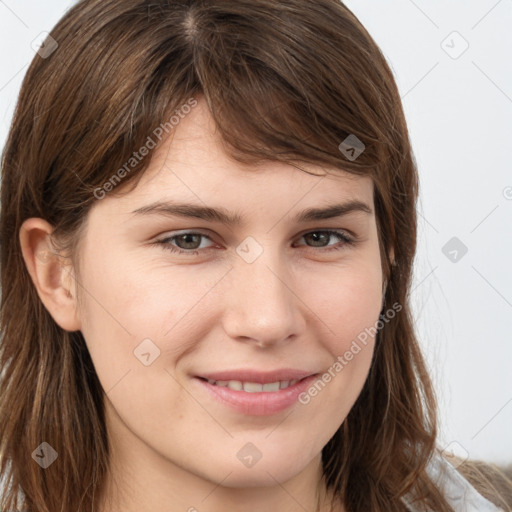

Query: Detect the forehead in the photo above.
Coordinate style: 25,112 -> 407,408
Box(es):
96,97 -> 374,218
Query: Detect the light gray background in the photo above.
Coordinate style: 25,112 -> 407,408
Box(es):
1,1 -> 511,465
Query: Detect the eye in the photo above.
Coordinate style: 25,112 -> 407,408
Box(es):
294,230 -> 355,252
152,229 -> 355,255
154,231 -> 214,255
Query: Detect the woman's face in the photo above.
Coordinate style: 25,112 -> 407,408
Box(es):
65,97 -> 385,492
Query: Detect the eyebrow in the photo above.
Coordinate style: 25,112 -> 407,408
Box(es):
130,199 -> 373,225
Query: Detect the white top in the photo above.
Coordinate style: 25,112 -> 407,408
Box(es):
402,450 -> 504,511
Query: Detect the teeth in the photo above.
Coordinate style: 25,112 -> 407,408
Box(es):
262,382 -> 280,392
227,380 -> 243,391
207,378 -> 301,392
244,382 -> 265,393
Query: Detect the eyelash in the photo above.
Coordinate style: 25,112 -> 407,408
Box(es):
153,230 -> 355,256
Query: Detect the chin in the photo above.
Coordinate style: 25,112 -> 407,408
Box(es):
208,447 -> 313,488
219,465 -> 303,488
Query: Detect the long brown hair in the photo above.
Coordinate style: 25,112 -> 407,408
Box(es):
0,1 -> 510,511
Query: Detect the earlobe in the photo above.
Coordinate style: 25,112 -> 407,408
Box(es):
382,247 -> 395,307
389,246 -> 396,267
19,218 -> 82,332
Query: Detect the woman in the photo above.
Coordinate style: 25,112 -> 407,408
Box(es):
1,1 -> 511,511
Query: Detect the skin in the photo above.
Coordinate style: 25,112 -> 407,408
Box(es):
20,97 -> 393,512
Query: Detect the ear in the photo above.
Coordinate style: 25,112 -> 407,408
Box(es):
382,246 -> 395,299
19,217 -> 82,332
389,246 -> 395,267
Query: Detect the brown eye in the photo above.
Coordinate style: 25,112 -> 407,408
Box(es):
172,233 -> 203,250
303,232 -> 330,247
153,229 -> 355,256
154,232 -> 215,254
296,230 -> 354,251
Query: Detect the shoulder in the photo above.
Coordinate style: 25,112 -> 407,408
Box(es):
401,450 -> 511,512
433,451 -> 512,511
445,453 -> 512,511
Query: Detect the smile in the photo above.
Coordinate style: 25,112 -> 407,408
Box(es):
203,378 -> 301,392
194,374 -> 320,415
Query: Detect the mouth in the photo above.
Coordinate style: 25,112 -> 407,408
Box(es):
193,372 -> 321,416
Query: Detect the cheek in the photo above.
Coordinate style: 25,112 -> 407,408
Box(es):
76,250 -> 223,388
292,260 -> 382,416
297,260 -> 383,352
296,266 -> 382,427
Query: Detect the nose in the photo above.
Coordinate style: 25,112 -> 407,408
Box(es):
221,247 -> 306,348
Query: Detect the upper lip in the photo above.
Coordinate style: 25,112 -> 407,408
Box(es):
196,368 -> 319,384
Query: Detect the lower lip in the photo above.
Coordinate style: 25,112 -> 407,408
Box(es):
194,375 -> 319,416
